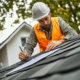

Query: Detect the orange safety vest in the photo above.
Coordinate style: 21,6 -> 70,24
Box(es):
34,17 -> 64,52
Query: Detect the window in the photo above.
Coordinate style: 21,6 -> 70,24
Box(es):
21,38 -> 26,47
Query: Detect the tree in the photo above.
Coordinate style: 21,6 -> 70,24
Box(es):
0,0 -> 80,33
0,0 -> 31,30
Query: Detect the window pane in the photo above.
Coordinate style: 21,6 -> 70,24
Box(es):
21,38 -> 26,46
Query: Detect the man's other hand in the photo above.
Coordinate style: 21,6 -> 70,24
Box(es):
19,52 -> 28,60
45,39 -> 66,51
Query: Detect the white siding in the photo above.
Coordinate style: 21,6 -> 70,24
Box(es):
32,43 -> 39,56
0,45 -> 9,68
6,28 -> 29,66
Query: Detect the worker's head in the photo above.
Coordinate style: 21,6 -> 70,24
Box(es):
32,2 -> 51,29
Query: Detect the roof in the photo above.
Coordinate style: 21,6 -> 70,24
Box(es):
0,22 -> 32,49
0,34 -> 80,80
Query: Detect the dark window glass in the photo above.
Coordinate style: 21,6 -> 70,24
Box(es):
21,38 -> 26,46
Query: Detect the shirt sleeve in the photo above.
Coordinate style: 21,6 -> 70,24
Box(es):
58,17 -> 78,40
24,27 -> 38,57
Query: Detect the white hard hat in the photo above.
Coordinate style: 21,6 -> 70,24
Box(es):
32,2 -> 50,20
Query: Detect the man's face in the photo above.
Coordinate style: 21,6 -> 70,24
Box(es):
38,13 -> 51,30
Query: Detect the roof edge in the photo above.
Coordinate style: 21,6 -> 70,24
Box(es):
0,22 -> 32,49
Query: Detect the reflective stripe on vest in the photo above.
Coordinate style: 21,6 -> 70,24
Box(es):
34,17 -> 64,52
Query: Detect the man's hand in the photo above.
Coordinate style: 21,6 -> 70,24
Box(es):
19,52 -> 28,60
45,39 -> 66,51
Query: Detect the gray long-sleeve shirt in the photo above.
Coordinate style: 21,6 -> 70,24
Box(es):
24,17 -> 78,56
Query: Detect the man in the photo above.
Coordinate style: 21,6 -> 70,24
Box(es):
19,2 -> 78,60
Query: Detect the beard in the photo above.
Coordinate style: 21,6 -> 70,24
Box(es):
42,21 -> 51,31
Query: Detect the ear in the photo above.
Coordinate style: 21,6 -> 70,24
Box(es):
49,12 -> 51,16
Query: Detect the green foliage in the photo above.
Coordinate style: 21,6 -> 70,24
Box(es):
0,0 -> 31,30
0,0 -> 80,33
13,19 -> 20,24
0,24 -> 4,30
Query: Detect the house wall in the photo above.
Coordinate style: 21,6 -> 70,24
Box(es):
6,27 -> 39,66
32,43 -> 40,56
0,45 -> 9,68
